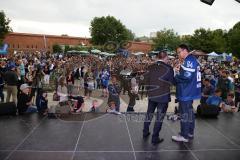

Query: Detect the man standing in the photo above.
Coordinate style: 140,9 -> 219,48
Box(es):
143,51 -> 174,145
4,64 -> 19,104
108,75 -> 121,112
172,44 -> 201,143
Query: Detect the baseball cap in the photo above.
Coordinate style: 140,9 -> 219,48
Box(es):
20,84 -> 30,91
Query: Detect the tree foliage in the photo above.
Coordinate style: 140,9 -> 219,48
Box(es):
0,11 -> 12,45
90,15 -> 134,45
152,28 -> 180,51
227,22 -> 240,57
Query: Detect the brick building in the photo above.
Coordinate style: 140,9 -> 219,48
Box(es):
3,32 -> 152,54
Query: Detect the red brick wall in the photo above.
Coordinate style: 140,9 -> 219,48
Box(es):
128,41 -> 152,54
3,32 -> 152,54
3,32 -> 90,54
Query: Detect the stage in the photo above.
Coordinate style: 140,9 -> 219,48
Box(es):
0,112 -> 240,160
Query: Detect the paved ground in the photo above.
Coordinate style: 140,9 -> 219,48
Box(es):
3,89 -> 200,113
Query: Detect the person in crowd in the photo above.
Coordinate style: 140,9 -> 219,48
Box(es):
201,78 -> 215,104
127,75 -> 139,112
206,89 -> 223,107
43,65 -> 50,84
89,99 -> 100,112
66,71 -> 75,95
172,44 -> 201,143
25,66 -> 34,86
221,92 -> 237,113
36,90 -> 48,115
31,64 -> 45,104
106,101 -> 121,115
4,64 -> 19,104
101,68 -> 110,97
217,70 -> 232,100
69,95 -> 84,113
0,72 -> 4,102
17,83 -> 37,115
143,51 -> 174,145
108,75 -> 121,112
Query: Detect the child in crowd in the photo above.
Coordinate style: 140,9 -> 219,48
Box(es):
89,99 -> 100,112
36,90 -> 48,115
69,95 -> 84,113
17,83 -> 37,115
106,101 -> 121,115
221,93 -> 237,113
206,89 -> 223,107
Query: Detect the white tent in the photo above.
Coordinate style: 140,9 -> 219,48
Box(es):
132,52 -> 145,56
91,49 -> 101,54
208,52 -> 219,56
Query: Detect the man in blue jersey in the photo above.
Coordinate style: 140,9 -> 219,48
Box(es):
172,44 -> 201,143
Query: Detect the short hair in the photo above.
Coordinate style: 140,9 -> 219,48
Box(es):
227,93 -> 234,98
215,89 -> 222,93
178,44 -> 190,52
157,51 -> 168,59
204,78 -> 210,82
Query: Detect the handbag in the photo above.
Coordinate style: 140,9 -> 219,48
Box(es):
53,92 -> 60,101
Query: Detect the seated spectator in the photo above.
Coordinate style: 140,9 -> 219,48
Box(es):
106,101 -> 121,115
221,92 -> 237,113
69,95 -> 84,113
17,84 -> 37,115
89,99 -> 100,112
36,90 -> 48,115
206,89 -> 222,107
201,78 -> 214,104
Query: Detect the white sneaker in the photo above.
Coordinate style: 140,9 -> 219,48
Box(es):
172,135 -> 189,143
107,109 -> 122,115
188,134 -> 194,139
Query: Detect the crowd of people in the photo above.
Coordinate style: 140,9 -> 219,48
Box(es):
0,48 -> 239,117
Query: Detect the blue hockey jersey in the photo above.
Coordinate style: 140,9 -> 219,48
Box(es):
175,54 -> 201,101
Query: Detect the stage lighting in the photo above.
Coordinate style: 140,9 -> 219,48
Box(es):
200,0 -> 215,5
236,0 -> 240,3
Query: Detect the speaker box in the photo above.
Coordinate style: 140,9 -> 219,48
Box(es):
200,0 -> 215,5
0,102 -> 17,116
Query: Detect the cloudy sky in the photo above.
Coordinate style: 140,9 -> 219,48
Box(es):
1,0 -> 240,37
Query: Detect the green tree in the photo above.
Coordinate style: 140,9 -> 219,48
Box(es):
189,28 -> 214,52
227,21 -> 240,57
0,11 -> 12,45
52,44 -> 63,53
211,29 -> 228,53
152,28 -> 180,51
90,15 -> 134,46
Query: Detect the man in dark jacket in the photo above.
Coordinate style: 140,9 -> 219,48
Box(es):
143,51 -> 174,145
4,64 -> 19,104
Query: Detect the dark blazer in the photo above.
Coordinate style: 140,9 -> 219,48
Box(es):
144,61 -> 174,103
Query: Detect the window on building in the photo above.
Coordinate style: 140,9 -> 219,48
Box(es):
36,45 -> 37,48
8,44 -> 10,48
27,45 -> 29,48
13,44 -> 15,48
32,45 -> 33,48
18,44 -> 19,48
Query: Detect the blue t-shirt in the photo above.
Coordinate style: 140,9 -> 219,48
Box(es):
206,95 -> 222,106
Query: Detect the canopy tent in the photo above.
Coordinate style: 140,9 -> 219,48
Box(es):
66,50 -> 89,55
120,69 -> 132,76
208,52 -> 220,56
132,52 -> 145,56
99,52 -> 116,57
91,49 -> 101,54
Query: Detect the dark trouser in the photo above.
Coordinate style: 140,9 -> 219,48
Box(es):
179,100 -> 195,139
0,87 -> 4,102
143,100 -> 168,141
